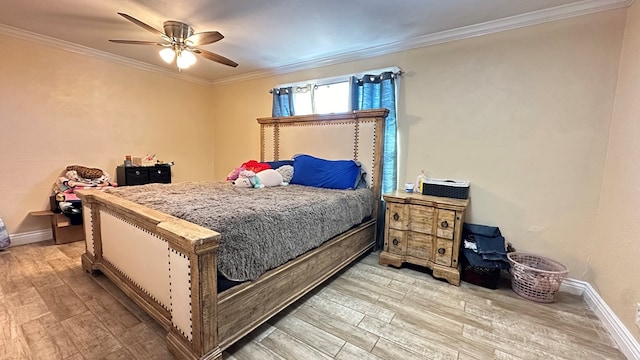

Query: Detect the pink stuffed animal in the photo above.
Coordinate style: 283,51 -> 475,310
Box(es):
226,166 -> 246,181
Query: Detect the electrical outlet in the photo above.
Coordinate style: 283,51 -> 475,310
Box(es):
636,303 -> 640,329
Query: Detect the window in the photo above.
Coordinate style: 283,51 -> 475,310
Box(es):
291,85 -> 313,115
273,67 -> 400,116
312,81 -> 350,114
288,80 -> 351,115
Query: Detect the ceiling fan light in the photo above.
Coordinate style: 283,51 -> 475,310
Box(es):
159,48 -> 176,63
177,50 -> 197,69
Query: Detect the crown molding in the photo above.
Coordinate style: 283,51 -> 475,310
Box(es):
1,0 -> 633,86
0,23 -> 211,86
211,0 -> 632,85
396,0 -> 633,52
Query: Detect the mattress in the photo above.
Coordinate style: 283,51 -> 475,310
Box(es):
106,181 -> 374,282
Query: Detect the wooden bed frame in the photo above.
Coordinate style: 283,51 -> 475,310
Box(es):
77,109 -> 388,360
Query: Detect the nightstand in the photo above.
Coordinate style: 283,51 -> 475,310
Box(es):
116,165 -> 171,186
380,191 -> 469,286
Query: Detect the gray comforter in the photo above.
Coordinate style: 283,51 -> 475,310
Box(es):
106,181 -> 374,281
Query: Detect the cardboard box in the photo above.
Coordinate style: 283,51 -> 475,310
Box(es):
51,213 -> 84,244
30,210 -> 84,244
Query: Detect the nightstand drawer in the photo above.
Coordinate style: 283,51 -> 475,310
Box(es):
386,203 -> 408,230
407,232 -> 433,259
125,168 -> 149,185
385,228 -> 406,255
149,167 -> 171,183
409,204 -> 434,234
436,209 -> 456,239
435,238 -> 454,266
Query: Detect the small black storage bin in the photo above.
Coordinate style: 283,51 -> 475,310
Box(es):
117,165 -> 171,186
421,179 -> 470,199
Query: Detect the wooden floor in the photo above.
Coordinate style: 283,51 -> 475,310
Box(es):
0,240 -> 627,360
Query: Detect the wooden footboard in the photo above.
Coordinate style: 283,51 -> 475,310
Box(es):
78,190 -> 223,359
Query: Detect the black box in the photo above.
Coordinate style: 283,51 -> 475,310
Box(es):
421,179 -> 470,199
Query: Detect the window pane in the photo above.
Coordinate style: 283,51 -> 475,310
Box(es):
292,91 -> 313,115
315,82 -> 349,114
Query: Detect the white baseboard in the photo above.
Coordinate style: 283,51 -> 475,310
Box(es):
562,278 -> 640,360
559,277 -> 585,296
8,229 -> 53,247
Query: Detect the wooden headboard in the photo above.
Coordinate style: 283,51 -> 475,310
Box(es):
257,109 -> 389,218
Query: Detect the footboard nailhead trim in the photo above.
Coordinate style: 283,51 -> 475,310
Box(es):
169,248 -> 193,341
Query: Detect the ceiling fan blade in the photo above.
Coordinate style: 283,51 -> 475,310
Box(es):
185,31 -> 224,46
192,48 -> 238,68
117,12 -> 165,37
109,40 -> 165,45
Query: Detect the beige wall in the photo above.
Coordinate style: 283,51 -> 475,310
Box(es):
593,0 -> 640,342
212,10 -> 625,281
0,36 -> 215,234
400,10 -> 622,282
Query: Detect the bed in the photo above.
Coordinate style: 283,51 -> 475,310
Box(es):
77,109 -> 388,360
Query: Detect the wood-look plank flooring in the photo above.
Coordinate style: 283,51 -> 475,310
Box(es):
0,240 -> 627,360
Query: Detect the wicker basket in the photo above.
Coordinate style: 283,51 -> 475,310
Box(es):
507,252 -> 568,303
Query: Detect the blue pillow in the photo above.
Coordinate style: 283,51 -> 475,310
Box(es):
291,154 -> 361,190
265,160 -> 294,169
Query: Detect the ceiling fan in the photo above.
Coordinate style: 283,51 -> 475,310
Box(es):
109,12 -> 238,70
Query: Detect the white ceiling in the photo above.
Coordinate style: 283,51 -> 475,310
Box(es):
0,0 -> 630,84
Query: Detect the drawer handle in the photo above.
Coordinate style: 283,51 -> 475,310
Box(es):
135,170 -> 141,176
440,220 -> 449,228
438,248 -> 445,255
157,170 -> 162,174
393,213 -> 399,221
392,238 -> 399,246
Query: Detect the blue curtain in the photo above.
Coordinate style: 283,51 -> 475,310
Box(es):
351,71 -> 398,194
272,87 -> 295,117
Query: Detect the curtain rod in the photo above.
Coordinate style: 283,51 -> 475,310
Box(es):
269,70 -> 404,94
